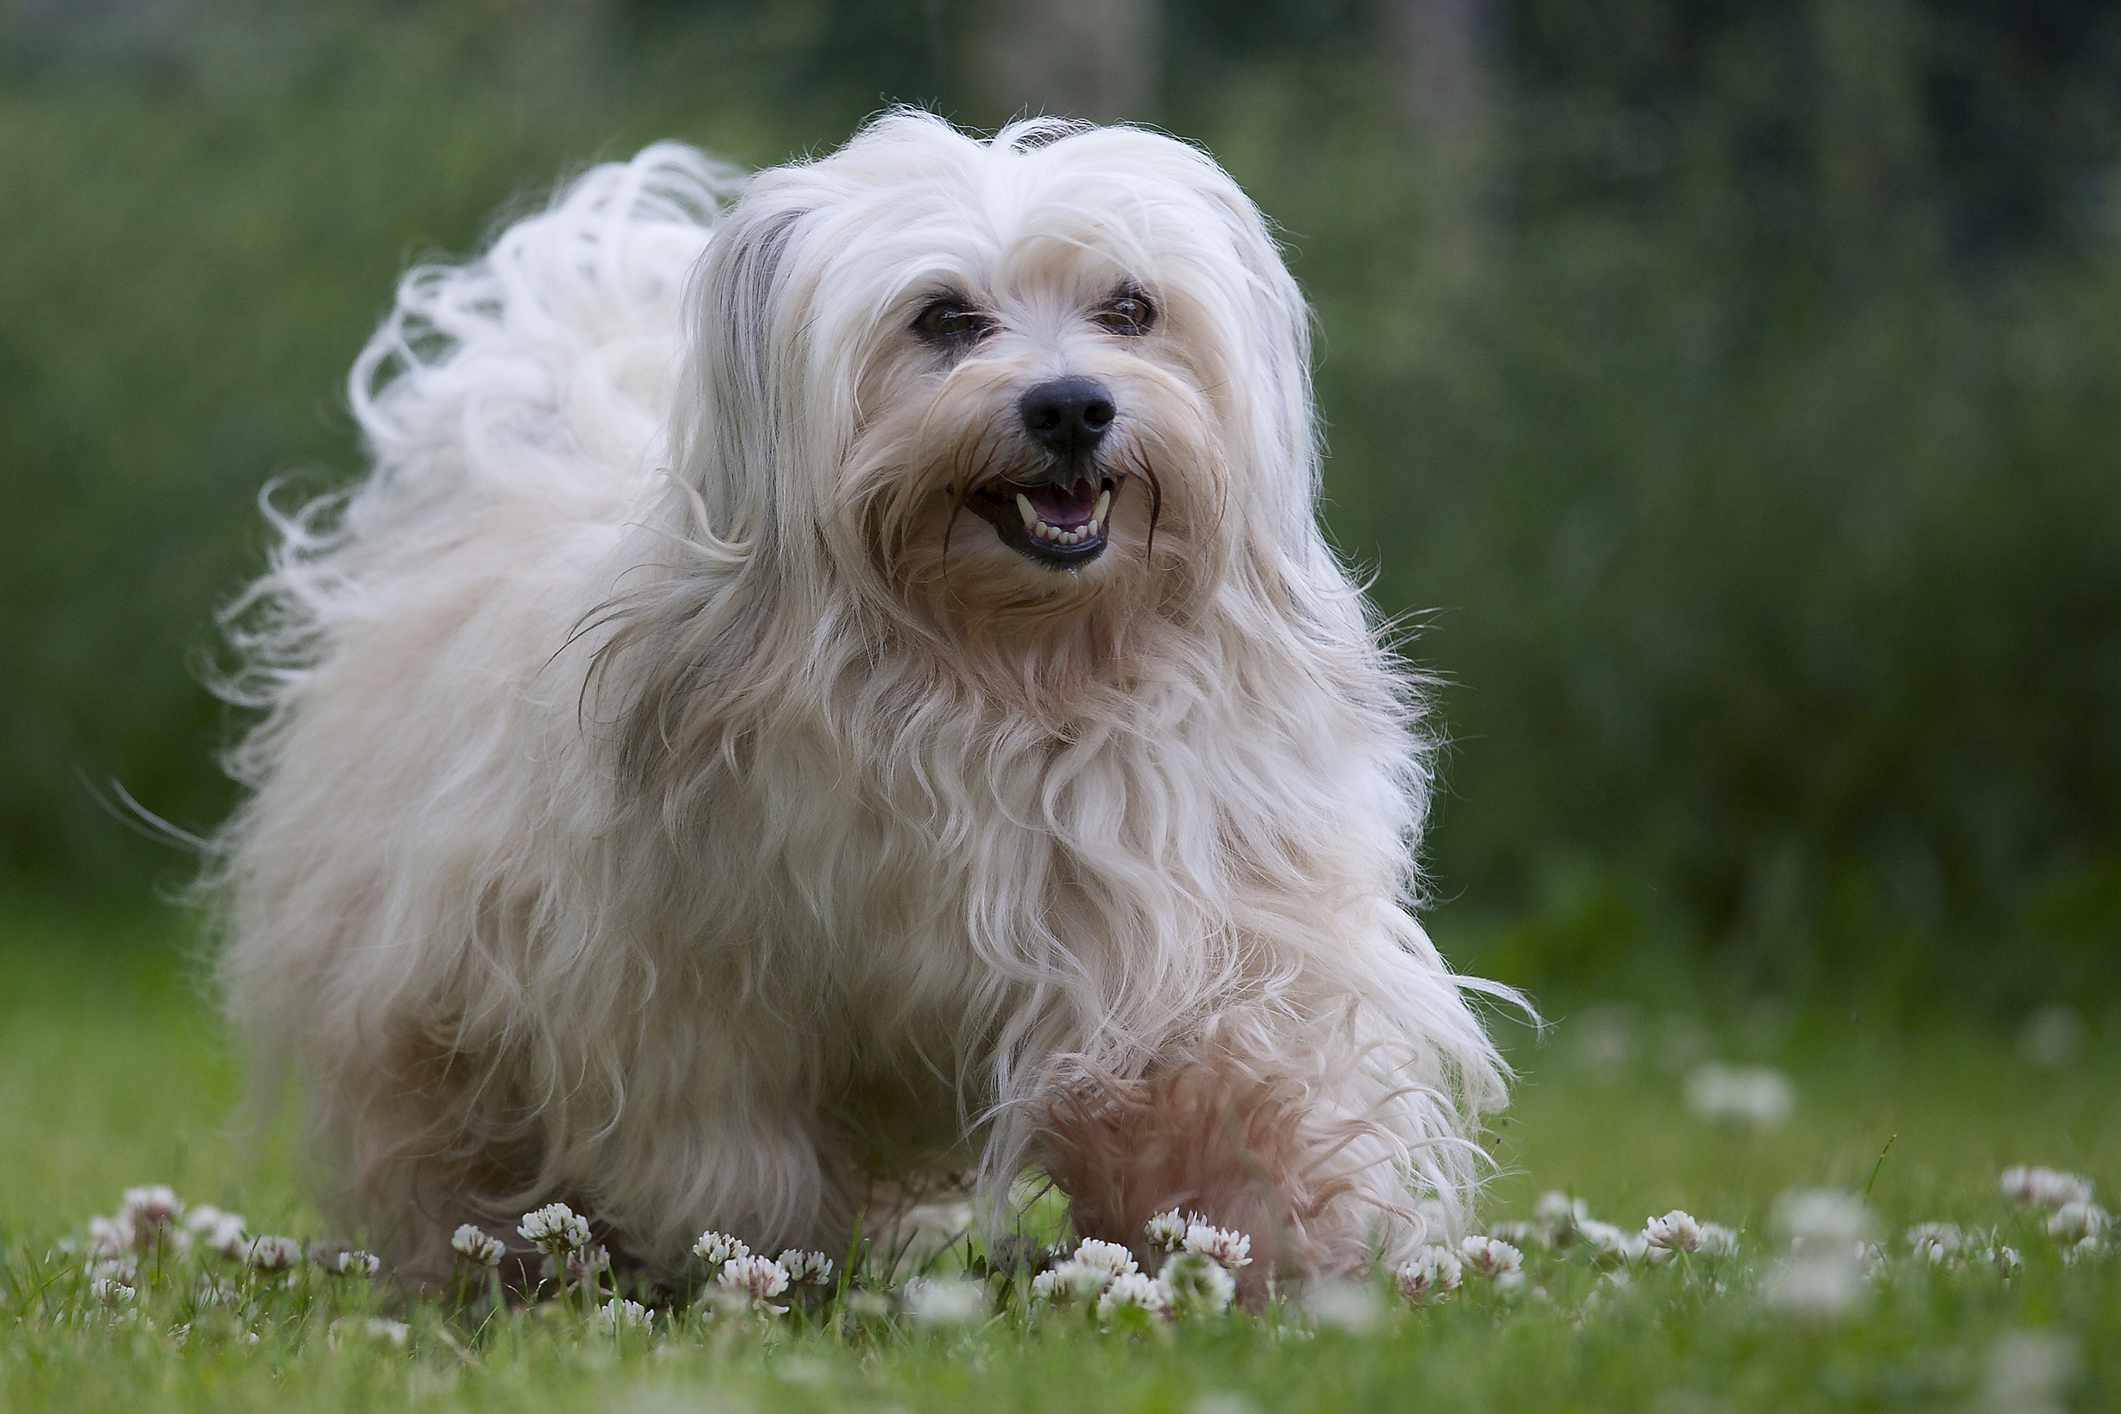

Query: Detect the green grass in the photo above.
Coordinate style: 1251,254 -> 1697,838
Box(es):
4,902 -> 2117,1412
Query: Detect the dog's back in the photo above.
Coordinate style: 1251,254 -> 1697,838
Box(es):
208,146 -> 743,1273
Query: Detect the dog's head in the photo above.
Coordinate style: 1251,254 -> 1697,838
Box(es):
681,112 -> 1320,661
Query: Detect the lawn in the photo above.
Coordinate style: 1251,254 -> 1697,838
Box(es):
3,897 -> 2116,1412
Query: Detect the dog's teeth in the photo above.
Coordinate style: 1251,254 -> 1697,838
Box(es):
1015,494 -> 1037,530
1094,488 -> 1111,527
1063,529 -> 1079,544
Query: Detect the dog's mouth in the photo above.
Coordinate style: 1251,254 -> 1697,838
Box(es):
963,474 -> 1118,568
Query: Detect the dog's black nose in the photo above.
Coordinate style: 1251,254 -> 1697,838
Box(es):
1018,376 -> 1116,458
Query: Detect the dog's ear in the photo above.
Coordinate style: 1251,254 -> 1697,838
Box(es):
679,202 -> 808,540
1202,176 -> 1320,546
589,201 -> 812,777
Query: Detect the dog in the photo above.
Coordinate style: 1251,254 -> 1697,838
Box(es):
209,111 -> 1518,1289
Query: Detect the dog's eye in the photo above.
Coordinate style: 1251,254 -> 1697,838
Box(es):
1092,290 -> 1156,336
912,298 -> 995,347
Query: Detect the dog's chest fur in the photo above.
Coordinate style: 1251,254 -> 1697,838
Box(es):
719,700 -> 1219,1020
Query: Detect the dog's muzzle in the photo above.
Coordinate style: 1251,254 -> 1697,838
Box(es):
963,377 -> 1122,568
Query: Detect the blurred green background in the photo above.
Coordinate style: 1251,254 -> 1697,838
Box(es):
4,0 -> 2118,1015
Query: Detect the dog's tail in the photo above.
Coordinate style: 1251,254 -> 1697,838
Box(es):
346,142 -> 745,529
199,146 -> 752,1191
210,144 -> 745,731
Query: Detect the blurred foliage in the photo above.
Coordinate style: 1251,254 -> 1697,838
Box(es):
3,0 -> 2118,1006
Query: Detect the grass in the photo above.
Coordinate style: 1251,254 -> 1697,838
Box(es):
3,899 -> 2117,1412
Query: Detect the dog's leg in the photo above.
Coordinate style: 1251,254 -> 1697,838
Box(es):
1038,1011 -> 1475,1289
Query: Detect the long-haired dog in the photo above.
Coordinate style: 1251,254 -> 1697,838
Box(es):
210,111 -> 1519,1288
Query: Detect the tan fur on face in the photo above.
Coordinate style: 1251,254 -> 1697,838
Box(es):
835,238 -> 1230,714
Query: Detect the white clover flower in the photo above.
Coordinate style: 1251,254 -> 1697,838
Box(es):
182,1205 -> 241,1237
1459,1235 -> 1524,1278
1183,1223 -> 1253,1270
1983,1330 -> 2080,1407
903,1276 -> 988,1326
333,1249 -> 381,1277
2001,1165 -> 2094,1211
89,1277 -> 136,1306
2062,1236 -> 2106,1266
121,1185 -> 184,1231
1771,1187 -> 1876,1245
185,1210 -> 250,1261
1979,1245 -> 2023,1278
89,1255 -> 139,1286
1699,1223 -> 1739,1256
87,1215 -> 135,1259
1071,1237 -> 1141,1278
516,1203 -> 591,1255
1394,1244 -> 1464,1304
201,1218 -> 247,1261
1490,1219 -> 1544,1249
1577,1219 -> 1647,1265
776,1249 -> 835,1286
2018,1006 -> 2084,1068
1030,1260 -> 1111,1306
1906,1222 -> 1965,1263
691,1230 -> 750,1267
716,1254 -> 791,1314
1684,1063 -> 1795,1128
1534,1191 -> 1591,1239
2046,1202 -> 2109,1243
1643,1209 -> 1706,1261
843,1289 -> 894,1321
1534,1190 -> 1589,1227
1304,1279 -> 1384,1333
329,1316 -> 411,1348
244,1235 -> 303,1271
1159,1252 -> 1237,1315
451,1223 -> 505,1268
1096,1271 -> 1172,1322
1764,1254 -> 1867,1320
1143,1208 -> 1188,1252
599,1297 -> 655,1332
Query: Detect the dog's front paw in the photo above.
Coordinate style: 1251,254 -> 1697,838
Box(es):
1037,1052 -> 1410,1292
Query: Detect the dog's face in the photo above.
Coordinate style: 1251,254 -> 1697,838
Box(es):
686,115 -> 1320,657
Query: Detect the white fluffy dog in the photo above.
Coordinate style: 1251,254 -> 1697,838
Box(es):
210,111 -> 1518,1288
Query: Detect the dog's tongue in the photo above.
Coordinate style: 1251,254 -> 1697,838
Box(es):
1026,480 -> 1098,528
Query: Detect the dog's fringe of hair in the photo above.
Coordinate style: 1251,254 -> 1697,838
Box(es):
205,112 -> 1529,1285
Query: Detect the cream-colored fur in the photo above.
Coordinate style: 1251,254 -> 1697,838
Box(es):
209,111 -> 1520,1286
